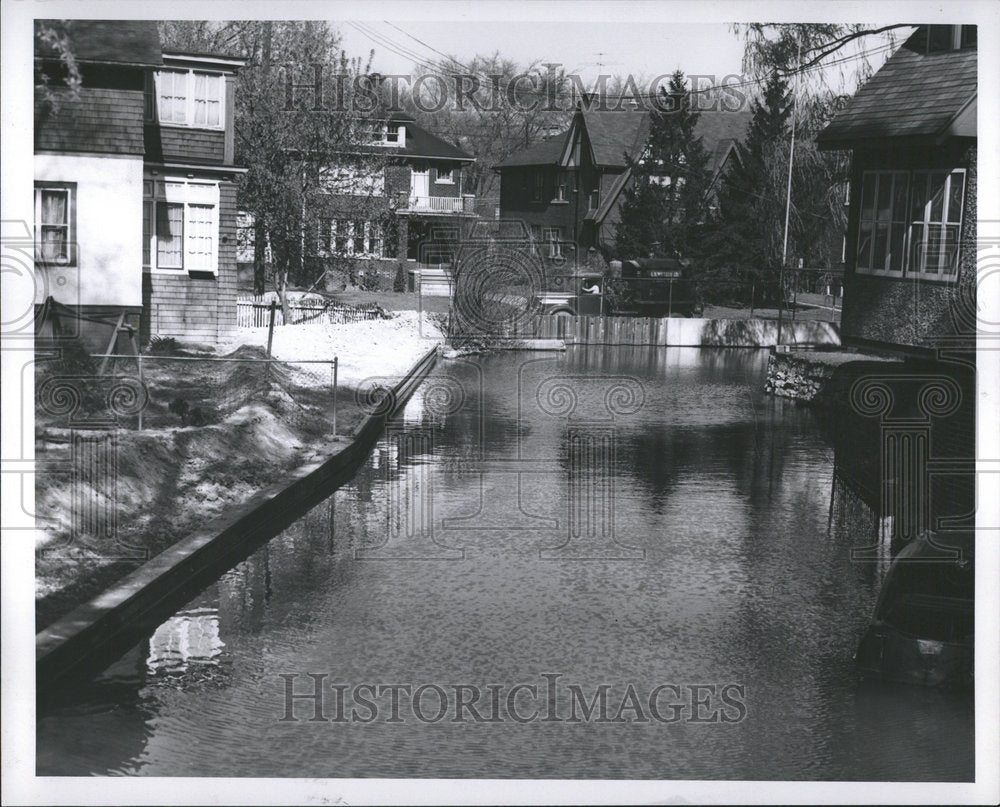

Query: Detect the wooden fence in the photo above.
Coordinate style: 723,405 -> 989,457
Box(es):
236,297 -> 386,328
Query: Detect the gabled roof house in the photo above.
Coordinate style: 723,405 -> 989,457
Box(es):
494,102 -> 750,264
817,24 -> 977,353
35,20 -> 246,348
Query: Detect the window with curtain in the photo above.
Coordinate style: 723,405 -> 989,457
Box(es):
156,70 -> 188,124
156,203 -> 185,268
35,187 -> 73,264
145,179 -> 219,272
154,69 -> 224,129
186,204 -> 215,271
193,73 -> 222,127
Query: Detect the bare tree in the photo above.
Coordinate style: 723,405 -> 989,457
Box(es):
404,55 -> 573,205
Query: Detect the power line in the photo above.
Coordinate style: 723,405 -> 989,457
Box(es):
357,21 -> 896,104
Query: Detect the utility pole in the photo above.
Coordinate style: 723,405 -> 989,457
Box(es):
778,41 -> 802,348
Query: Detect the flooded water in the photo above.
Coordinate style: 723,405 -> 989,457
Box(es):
36,347 -> 974,780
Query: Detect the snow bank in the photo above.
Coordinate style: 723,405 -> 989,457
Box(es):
223,310 -> 443,385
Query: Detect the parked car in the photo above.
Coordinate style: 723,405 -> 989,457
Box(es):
855,531 -> 973,688
535,271 -> 607,317
534,258 -> 702,318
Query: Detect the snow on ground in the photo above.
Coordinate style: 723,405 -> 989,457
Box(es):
222,310 -> 444,385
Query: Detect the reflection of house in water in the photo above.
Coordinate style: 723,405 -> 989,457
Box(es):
817,24 -> 977,552
146,607 -> 224,672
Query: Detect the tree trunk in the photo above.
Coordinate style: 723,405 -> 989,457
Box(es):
253,218 -> 267,295
277,267 -> 292,323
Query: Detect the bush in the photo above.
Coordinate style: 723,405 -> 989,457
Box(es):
392,262 -> 407,293
359,270 -> 386,292
148,335 -> 182,355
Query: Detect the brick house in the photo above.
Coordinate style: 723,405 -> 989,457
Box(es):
494,104 -> 750,267
817,24 -> 977,354
305,112 -> 476,288
34,20 -> 245,349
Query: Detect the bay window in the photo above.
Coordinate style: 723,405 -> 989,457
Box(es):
856,168 -> 965,281
143,178 -> 220,273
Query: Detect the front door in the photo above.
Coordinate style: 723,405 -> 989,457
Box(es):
411,164 -> 429,207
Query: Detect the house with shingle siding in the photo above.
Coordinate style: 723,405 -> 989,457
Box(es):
494,103 -> 750,266
34,20 -> 245,348
817,24 -> 977,354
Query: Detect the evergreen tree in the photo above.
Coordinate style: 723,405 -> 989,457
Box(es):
702,71 -> 792,299
614,70 -> 711,260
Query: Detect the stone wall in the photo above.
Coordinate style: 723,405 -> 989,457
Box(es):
764,353 -> 837,402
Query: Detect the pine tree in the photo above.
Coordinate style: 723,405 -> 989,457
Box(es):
614,70 -> 712,259
702,71 -> 792,299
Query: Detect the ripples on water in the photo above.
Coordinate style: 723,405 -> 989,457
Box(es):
36,347 -> 974,780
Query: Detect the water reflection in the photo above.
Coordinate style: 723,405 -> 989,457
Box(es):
37,347 -> 973,780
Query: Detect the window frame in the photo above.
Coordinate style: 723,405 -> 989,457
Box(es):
34,182 -> 77,266
319,219 -> 384,259
532,172 -> 546,202
144,178 -> 221,275
434,165 -> 455,184
854,167 -> 965,283
542,226 -> 563,259
152,68 -> 226,131
553,172 -> 568,202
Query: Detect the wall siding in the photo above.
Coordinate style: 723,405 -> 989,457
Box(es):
144,125 -> 226,164
143,181 -> 238,343
35,86 -> 145,155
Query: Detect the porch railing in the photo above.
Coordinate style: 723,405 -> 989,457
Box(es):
405,195 -> 476,214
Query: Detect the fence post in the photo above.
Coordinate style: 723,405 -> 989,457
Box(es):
137,352 -> 143,431
332,356 -> 338,436
266,300 -> 277,356
265,300 -> 277,384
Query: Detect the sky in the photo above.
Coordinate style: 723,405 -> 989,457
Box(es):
336,20 -> 904,99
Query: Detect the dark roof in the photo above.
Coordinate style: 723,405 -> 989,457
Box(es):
591,109 -> 751,223
695,111 -> 753,176
818,27 -> 977,147
35,20 -> 162,67
494,132 -> 569,168
582,107 -> 650,167
398,120 -> 473,162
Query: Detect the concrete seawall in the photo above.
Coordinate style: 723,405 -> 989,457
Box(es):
36,348 -> 439,696
517,316 -> 841,347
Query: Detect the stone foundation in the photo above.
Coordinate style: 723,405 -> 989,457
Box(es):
765,353 -> 835,401
764,349 -> 901,404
